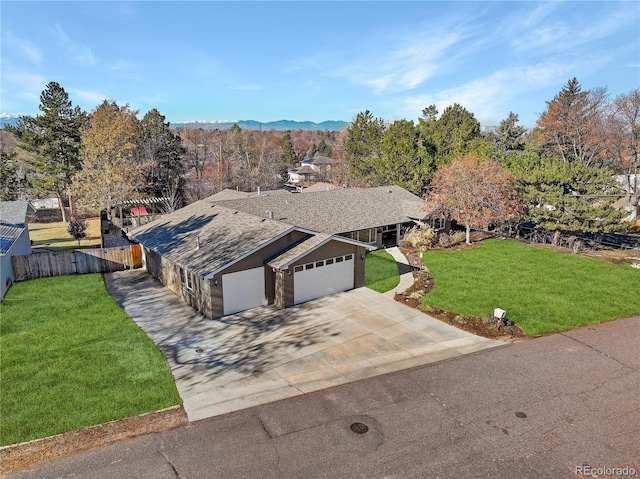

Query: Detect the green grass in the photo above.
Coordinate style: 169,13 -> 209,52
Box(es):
421,239 -> 640,335
365,249 -> 400,293
29,219 -> 102,250
0,274 -> 181,446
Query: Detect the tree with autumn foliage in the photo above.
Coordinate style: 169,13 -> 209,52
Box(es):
72,101 -> 145,213
534,78 -> 608,166
425,154 -> 522,244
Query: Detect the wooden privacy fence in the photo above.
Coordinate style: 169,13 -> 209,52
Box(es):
11,244 -> 142,281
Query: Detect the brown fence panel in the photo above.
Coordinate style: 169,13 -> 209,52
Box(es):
11,244 -> 142,281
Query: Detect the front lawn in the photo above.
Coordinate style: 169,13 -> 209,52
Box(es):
0,274 -> 181,446
421,239 -> 640,335
365,249 -> 400,293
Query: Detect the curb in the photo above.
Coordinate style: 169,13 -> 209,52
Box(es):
0,405 -> 188,474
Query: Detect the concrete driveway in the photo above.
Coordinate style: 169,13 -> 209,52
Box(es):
105,270 -> 505,421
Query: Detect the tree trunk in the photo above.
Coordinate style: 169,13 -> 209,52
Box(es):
466,223 -> 471,244
57,192 -> 67,222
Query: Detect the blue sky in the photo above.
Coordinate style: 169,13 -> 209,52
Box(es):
1,1 -> 639,127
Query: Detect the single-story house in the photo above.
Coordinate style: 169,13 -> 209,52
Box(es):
128,185 -> 436,319
1,201 -> 34,299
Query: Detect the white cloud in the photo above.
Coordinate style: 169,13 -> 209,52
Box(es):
2,68 -> 48,95
512,3 -> 638,54
54,25 -> 96,66
68,88 -> 106,106
402,62 -> 574,121
338,31 -> 460,94
2,31 -> 43,64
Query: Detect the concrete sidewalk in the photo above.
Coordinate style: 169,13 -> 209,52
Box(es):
104,270 -> 503,422
382,246 -> 415,298
11,315 -> 639,479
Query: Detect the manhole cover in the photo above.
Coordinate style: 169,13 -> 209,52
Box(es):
515,411 -> 527,419
350,422 -> 369,434
195,348 -> 204,354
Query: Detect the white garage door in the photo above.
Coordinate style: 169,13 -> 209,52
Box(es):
294,254 -> 354,305
222,267 -> 266,315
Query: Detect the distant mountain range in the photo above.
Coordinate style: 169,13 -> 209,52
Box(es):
0,114 -> 22,127
0,114 -> 349,131
171,119 -> 350,131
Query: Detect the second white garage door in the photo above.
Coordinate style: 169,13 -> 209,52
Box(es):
222,267 -> 266,315
294,254 -> 354,305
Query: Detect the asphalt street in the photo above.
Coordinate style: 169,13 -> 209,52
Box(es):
8,315 -> 639,479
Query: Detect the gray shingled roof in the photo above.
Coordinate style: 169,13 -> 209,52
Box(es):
129,197 -> 294,278
302,182 -> 336,193
210,189 -> 290,201
0,201 -> 32,254
266,233 -> 331,270
216,185 -> 428,234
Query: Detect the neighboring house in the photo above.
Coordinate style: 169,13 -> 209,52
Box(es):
128,185 -> 435,319
287,164 -> 316,184
1,201 -> 34,299
287,156 -> 340,185
614,174 -> 639,221
301,155 -> 339,174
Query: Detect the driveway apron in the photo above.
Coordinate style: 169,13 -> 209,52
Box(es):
104,270 -> 505,421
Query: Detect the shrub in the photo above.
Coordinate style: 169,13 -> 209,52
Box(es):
404,223 -> 437,251
450,231 -> 466,245
67,219 -> 88,246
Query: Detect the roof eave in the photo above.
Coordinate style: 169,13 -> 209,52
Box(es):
203,225 -> 298,279
273,234 -> 374,271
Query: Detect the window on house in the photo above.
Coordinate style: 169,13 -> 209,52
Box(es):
305,263 -> 314,270
315,261 -> 324,268
353,228 -> 376,243
294,265 -> 303,272
430,218 -> 446,230
180,268 -> 193,290
325,258 -> 334,265
345,254 -> 353,261
336,256 -> 343,263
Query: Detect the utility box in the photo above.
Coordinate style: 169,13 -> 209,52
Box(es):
494,308 -> 506,319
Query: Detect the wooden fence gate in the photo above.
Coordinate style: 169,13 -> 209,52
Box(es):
11,244 -> 143,281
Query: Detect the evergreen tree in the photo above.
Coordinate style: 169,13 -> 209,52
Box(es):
503,147 -> 627,232
342,110 -> 385,183
281,132 -> 297,165
375,119 -> 433,195
316,139 -> 332,157
8,82 -> 85,221
139,109 -> 186,200
0,150 -> 20,200
488,111 -> 528,155
417,103 -> 482,166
